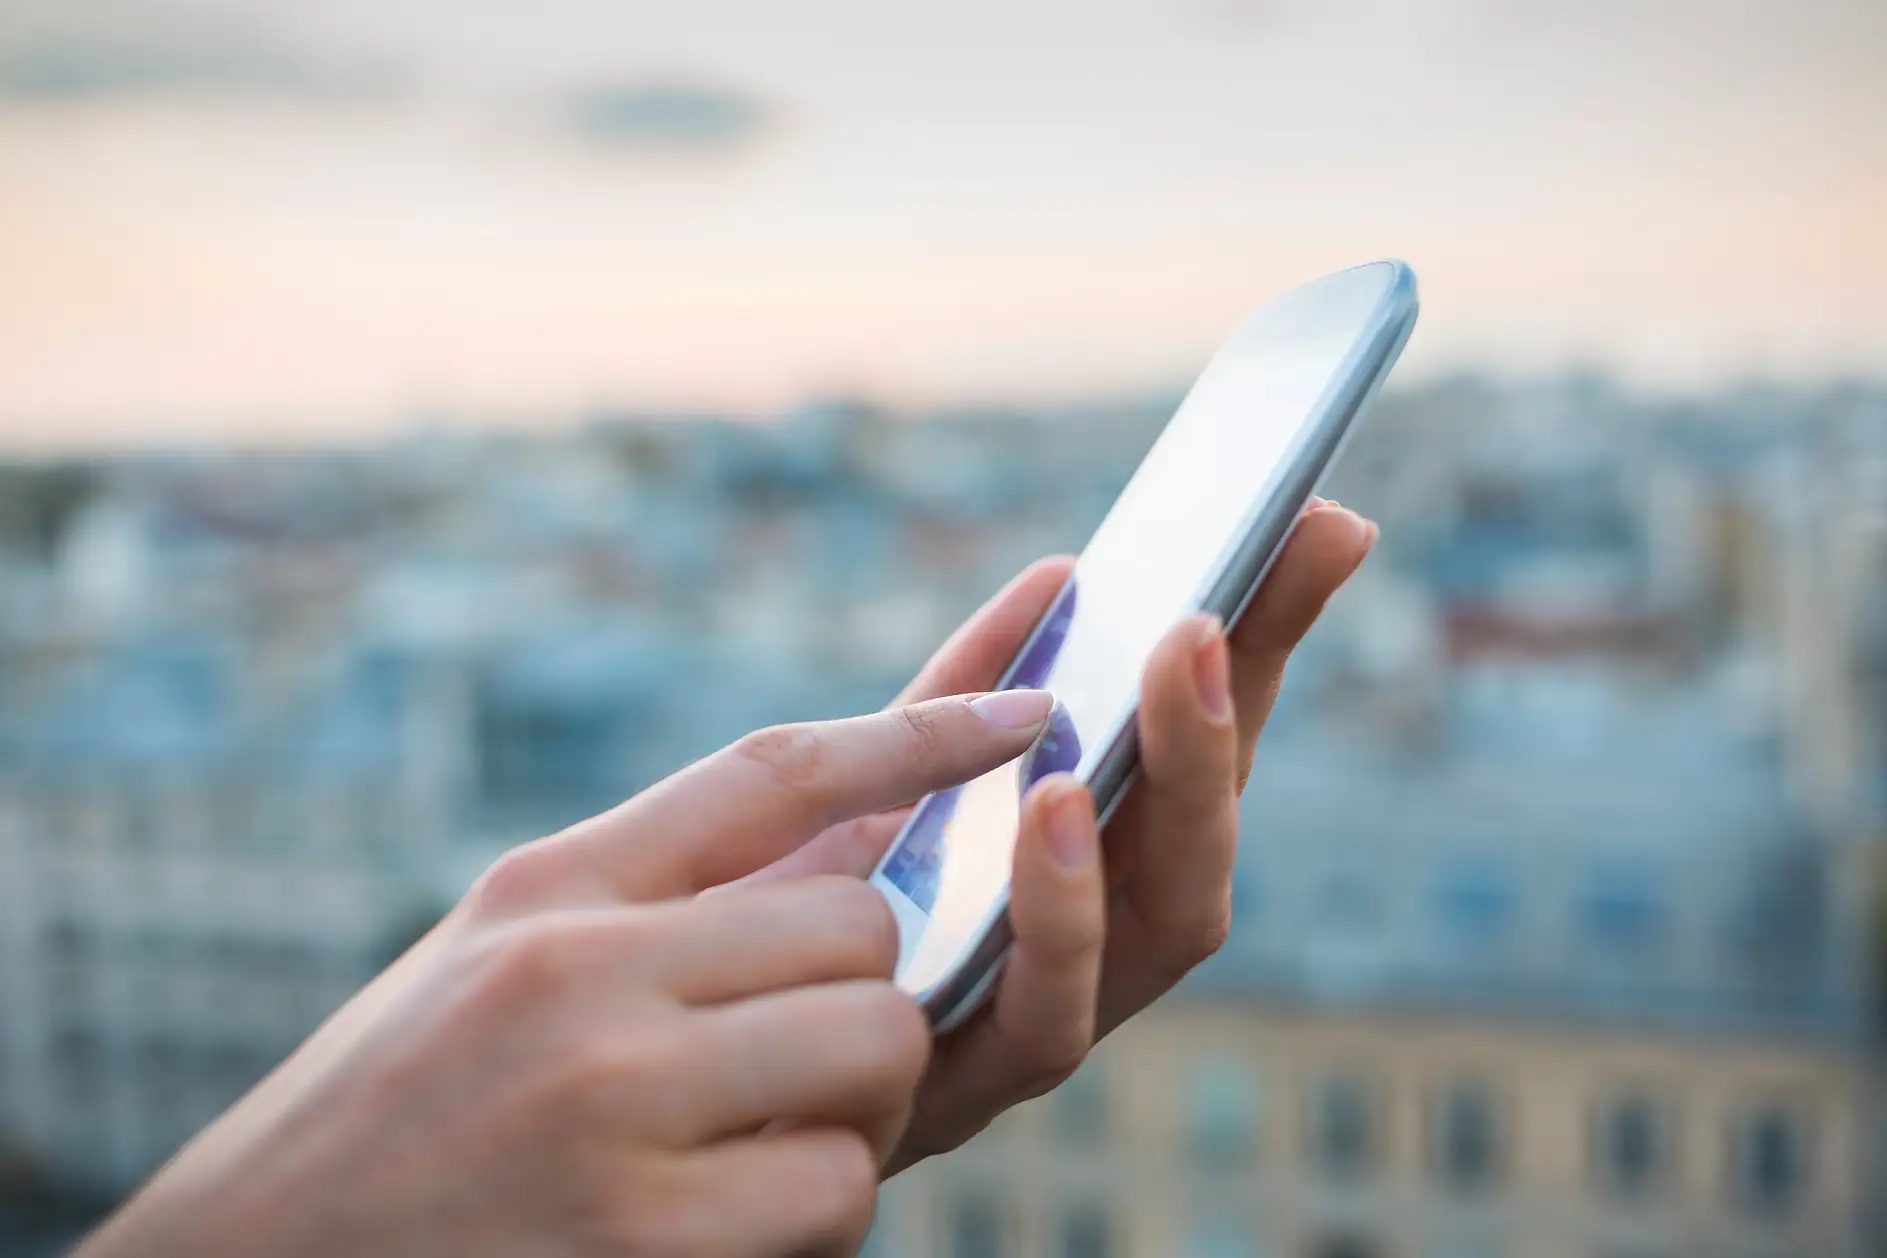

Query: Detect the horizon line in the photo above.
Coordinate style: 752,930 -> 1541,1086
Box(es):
4,367 -> 1885,464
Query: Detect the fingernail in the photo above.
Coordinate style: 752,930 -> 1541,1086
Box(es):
1192,615 -> 1232,725
1045,783 -> 1094,870
1305,495 -> 1327,511
1322,499 -> 1341,511
970,688 -> 1054,730
1363,518 -> 1380,546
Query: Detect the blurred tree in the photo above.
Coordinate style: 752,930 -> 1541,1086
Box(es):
0,1130 -> 110,1242
1874,879 -> 1887,1034
0,463 -> 99,563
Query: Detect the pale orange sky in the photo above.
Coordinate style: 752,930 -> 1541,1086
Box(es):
0,0 -> 1883,450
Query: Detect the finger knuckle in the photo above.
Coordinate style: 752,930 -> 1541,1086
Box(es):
1033,899 -> 1108,971
600,904 -> 666,957
818,877 -> 900,976
467,838 -> 565,918
601,1161 -> 703,1257
472,916 -> 596,1011
1170,896 -> 1234,970
817,1130 -> 881,1238
1197,904 -> 1234,959
729,722 -> 828,793
854,983 -> 931,1088
592,1031 -> 704,1145
894,701 -> 949,761
544,1032 -> 643,1117
1014,1022 -> 1092,1094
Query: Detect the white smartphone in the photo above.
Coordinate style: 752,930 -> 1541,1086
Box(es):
870,260 -> 1420,1031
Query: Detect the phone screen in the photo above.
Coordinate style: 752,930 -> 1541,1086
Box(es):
874,262 -> 1411,1002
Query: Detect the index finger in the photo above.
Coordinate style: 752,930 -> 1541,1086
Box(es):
570,691 -> 1055,899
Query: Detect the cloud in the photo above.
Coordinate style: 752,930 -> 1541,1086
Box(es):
562,78 -> 774,156
0,0 -> 395,104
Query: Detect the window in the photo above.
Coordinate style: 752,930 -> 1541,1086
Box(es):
1730,1105 -> 1812,1216
1186,1056 -> 1263,1167
1314,873 -> 1384,939
1305,1072 -> 1379,1180
1428,1080 -> 1504,1193
1050,1061 -> 1108,1147
44,923 -> 95,1012
1431,858 -> 1517,948
1577,863 -> 1667,955
1309,1233 -> 1381,1258
1427,1241 -> 1502,1258
44,918 -> 93,963
1060,1200 -> 1112,1258
1590,1091 -> 1671,1200
948,1190 -> 1007,1258
1721,850 -> 1824,974
55,1026 -> 107,1111
1187,1211 -> 1259,1258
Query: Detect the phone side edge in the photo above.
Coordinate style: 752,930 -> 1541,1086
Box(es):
901,266 -> 1420,1029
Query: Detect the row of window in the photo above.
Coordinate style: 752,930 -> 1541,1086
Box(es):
5,790 -> 409,856
1045,1061 -> 1814,1215
41,921 -> 359,971
50,1028 -> 301,1084
940,1194 -> 1418,1258
1235,853 -> 1819,964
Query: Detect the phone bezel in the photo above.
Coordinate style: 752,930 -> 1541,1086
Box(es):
879,261 -> 1421,1031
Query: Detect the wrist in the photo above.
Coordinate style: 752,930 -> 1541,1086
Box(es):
72,1132 -> 295,1258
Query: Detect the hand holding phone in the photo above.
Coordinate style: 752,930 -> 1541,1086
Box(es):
75,696 -> 1061,1258
871,261 -> 1419,1030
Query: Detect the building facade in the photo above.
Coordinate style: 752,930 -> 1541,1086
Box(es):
0,378 -> 1880,1242
880,1002 -> 1872,1258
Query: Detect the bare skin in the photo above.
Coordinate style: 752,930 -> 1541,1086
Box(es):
76,499 -> 1374,1257
747,499 -> 1376,1169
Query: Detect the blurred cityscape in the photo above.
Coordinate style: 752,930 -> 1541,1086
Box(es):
0,376 -> 1883,1257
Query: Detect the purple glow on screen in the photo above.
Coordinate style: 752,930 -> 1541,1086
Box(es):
882,580 -> 1081,911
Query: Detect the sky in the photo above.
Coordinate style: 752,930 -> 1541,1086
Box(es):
0,0 -> 1883,450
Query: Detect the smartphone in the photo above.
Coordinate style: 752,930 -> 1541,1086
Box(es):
870,260 -> 1419,1031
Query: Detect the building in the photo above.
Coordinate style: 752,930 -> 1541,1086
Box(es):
878,687 -> 1880,1258
0,403 -> 1152,1195
877,378 -> 1887,1258
0,378 -> 1881,1249
881,1006 -> 1869,1258
0,637 -> 457,1190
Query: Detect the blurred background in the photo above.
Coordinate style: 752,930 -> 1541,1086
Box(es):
0,1 -> 1883,1255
